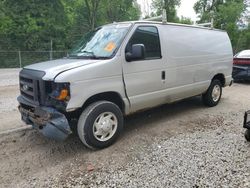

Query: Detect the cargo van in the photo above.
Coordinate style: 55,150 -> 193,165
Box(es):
18,21 -> 233,149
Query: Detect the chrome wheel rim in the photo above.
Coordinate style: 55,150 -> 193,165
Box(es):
93,112 -> 118,142
212,85 -> 221,102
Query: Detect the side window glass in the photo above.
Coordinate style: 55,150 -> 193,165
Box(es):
126,26 -> 161,59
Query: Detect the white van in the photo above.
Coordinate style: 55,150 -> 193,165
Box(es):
18,21 -> 233,148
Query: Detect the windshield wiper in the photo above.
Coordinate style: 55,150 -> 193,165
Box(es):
81,50 -> 96,57
68,50 -> 111,60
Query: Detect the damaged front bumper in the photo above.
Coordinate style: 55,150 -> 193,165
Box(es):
18,96 -> 72,141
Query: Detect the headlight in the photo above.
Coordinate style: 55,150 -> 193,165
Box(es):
50,82 -> 70,101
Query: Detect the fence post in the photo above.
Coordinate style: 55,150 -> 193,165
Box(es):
18,50 -> 22,68
50,39 -> 53,60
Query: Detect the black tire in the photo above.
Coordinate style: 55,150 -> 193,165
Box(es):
202,79 -> 222,107
245,129 -> 250,142
77,101 -> 123,149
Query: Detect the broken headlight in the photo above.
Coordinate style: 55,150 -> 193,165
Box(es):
49,82 -> 70,102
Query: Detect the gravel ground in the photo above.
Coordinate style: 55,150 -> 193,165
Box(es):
72,122 -> 250,188
0,69 -> 20,87
0,69 -> 249,187
0,69 -> 25,132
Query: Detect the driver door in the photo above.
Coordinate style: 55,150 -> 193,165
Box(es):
122,25 -> 166,112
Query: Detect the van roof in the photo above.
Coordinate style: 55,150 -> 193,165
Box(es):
111,20 -> 226,33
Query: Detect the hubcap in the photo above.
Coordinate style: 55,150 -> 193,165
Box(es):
93,112 -> 118,142
212,85 -> 221,102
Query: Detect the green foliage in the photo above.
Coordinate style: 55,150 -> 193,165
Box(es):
177,16 -> 193,25
152,0 -> 181,22
235,26 -> 250,52
66,0 -> 140,47
0,0 -> 140,51
102,0 -> 141,23
0,0 -> 68,50
194,0 -> 249,53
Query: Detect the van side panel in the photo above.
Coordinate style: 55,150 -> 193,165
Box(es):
161,25 -> 233,101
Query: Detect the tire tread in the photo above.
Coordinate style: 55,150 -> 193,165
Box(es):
77,101 -> 123,149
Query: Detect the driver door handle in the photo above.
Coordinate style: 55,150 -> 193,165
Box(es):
161,71 -> 165,80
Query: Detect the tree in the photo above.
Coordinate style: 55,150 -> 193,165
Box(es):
67,0 -> 140,47
235,27 -> 250,52
0,0 -> 141,51
0,0 -> 68,50
103,0 -> 141,23
194,0 -> 246,52
177,16 -> 193,25
84,0 -> 101,30
152,0 -> 181,22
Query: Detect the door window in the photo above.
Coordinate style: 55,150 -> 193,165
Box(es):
126,26 -> 162,60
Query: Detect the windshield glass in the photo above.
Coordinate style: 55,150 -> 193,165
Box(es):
69,23 -> 131,59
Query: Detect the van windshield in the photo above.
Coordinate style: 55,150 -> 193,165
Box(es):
69,24 -> 132,59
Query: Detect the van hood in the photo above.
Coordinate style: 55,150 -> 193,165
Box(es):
24,58 -> 102,80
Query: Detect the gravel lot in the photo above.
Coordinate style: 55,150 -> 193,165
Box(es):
0,69 -> 249,187
0,69 -> 26,132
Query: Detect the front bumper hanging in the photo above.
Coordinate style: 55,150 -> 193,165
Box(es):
18,104 -> 72,141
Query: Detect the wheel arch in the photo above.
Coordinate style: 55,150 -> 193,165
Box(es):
212,73 -> 225,87
81,91 -> 125,114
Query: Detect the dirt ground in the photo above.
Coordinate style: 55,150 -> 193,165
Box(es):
0,69 -> 250,187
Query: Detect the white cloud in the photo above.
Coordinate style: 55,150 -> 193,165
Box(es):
177,0 -> 199,21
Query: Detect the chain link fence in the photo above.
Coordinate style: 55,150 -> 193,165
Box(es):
0,51 -> 68,68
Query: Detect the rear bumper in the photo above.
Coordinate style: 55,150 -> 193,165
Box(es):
18,96 -> 72,141
232,65 -> 250,81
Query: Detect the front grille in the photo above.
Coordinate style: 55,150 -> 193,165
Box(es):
19,69 -> 45,105
20,76 -> 35,100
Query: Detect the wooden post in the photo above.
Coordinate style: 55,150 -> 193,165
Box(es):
18,50 -> 22,68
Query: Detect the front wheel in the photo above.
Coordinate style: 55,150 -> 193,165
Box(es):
77,101 -> 123,149
202,79 -> 222,107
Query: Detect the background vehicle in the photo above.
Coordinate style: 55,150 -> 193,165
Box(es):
232,50 -> 250,81
18,21 -> 233,149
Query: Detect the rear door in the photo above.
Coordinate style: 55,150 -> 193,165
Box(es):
121,24 -> 166,112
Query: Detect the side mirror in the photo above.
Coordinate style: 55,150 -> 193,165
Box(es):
126,44 -> 145,62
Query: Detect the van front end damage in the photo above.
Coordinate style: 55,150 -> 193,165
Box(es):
18,96 -> 72,141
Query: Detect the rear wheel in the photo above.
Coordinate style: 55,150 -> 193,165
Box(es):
245,129 -> 250,142
77,101 -> 123,149
202,79 -> 222,107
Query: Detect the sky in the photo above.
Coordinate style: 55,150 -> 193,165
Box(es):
137,0 -> 199,21
177,0 -> 199,21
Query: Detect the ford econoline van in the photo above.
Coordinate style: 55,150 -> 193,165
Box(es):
18,21 -> 233,148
